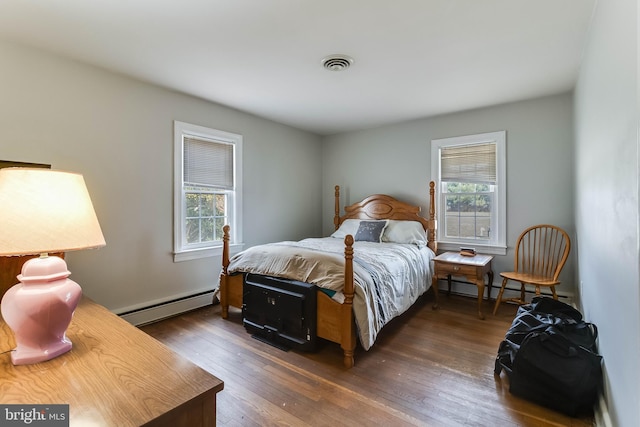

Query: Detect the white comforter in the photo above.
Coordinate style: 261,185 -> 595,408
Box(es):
226,237 -> 434,350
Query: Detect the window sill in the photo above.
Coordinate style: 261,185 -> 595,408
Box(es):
173,243 -> 245,262
437,241 -> 507,256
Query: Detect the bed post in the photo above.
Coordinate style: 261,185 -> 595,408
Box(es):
334,185 -> 341,231
220,225 -> 230,319
427,181 -> 437,254
341,234 -> 356,368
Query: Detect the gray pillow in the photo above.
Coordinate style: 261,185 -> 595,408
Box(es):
354,220 -> 388,242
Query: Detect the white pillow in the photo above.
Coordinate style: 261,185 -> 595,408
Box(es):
330,219 -> 361,239
382,220 -> 427,245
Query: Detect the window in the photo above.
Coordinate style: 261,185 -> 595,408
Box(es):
174,121 -> 243,262
431,131 -> 506,255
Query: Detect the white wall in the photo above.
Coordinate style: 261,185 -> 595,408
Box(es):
0,40 -> 323,313
322,93 -> 576,297
574,0 -> 639,425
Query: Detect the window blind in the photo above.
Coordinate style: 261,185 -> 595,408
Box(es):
183,136 -> 234,190
440,142 -> 496,184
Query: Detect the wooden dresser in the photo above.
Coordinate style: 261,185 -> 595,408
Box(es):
0,297 -> 224,426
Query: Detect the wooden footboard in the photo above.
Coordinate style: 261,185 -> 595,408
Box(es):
220,225 -> 357,368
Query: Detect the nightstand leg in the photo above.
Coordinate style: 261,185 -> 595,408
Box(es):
476,280 -> 485,320
487,270 -> 494,301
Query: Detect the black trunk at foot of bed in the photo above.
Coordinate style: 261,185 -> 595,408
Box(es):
242,274 -> 318,352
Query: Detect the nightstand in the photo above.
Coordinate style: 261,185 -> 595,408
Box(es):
432,251 -> 494,319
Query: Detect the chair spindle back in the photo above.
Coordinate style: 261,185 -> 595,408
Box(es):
513,225 -> 571,281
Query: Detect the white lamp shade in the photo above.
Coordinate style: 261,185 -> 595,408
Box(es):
0,168 -> 106,255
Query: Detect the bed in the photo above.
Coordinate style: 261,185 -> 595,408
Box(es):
219,182 -> 438,368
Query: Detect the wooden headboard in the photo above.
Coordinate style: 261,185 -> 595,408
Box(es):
333,181 -> 437,253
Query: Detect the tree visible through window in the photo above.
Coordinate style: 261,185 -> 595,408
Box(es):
185,192 -> 226,245
444,182 -> 492,240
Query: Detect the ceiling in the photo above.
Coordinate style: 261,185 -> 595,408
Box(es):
0,1 -> 596,136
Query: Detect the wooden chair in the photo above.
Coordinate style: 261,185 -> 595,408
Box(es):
493,225 -> 571,315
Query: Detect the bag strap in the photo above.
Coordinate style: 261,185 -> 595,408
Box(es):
544,324 -> 602,354
536,330 -> 579,357
560,321 -> 599,350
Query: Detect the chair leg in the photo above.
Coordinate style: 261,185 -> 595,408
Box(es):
551,286 -> 558,300
520,283 -> 526,303
493,278 -> 509,315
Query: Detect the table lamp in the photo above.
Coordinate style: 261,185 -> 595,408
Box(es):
0,168 -> 106,365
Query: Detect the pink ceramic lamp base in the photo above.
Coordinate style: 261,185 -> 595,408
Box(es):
0,255 -> 82,365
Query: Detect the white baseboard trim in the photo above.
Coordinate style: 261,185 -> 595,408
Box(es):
118,290 -> 217,326
594,392 -> 612,427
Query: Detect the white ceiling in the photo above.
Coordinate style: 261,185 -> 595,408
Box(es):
0,0 -> 596,136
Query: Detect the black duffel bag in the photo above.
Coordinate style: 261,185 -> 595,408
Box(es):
509,326 -> 602,416
494,297 -> 602,416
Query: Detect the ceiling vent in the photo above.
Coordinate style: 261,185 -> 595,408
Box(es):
321,55 -> 354,71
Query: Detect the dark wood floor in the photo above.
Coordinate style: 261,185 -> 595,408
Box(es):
140,291 -> 594,427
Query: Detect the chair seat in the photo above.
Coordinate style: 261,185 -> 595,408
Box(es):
500,271 -> 561,287
493,224 -> 571,315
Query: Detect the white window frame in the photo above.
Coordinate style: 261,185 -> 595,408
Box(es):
431,131 -> 507,255
173,121 -> 243,262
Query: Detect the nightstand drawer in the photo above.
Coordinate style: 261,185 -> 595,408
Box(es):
435,261 -> 477,276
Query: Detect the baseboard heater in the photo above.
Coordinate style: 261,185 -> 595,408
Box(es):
441,278 -> 573,300
118,290 -> 215,326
